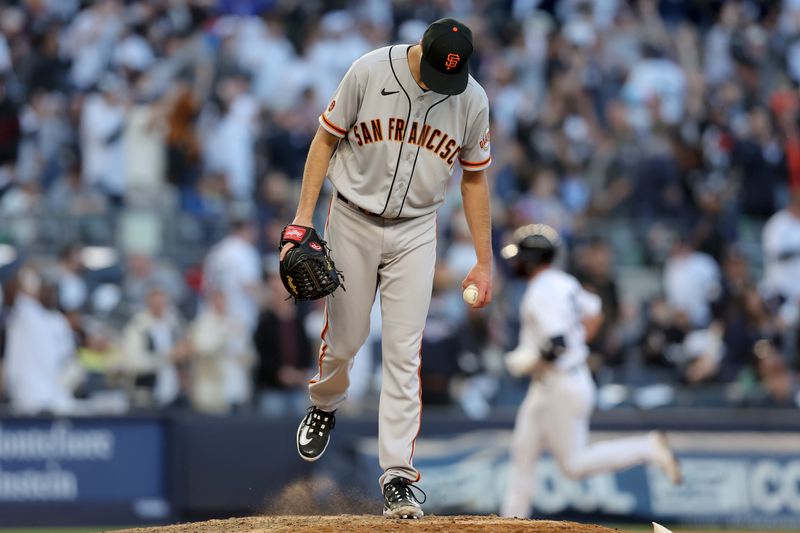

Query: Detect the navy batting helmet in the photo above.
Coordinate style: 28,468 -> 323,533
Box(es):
501,224 -> 561,277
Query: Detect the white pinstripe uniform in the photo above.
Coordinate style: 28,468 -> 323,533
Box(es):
311,44 -> 491,488
501,268 -> 670,517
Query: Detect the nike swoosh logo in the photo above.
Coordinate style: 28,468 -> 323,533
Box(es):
381,88 -> 399,96
298,426 -> 314,446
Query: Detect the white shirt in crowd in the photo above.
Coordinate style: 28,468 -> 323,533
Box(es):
58,268 -> 88,311
3,295 -> 76,414
80,93 -> 126,196
663,250 -> 721,327
190,307 -> 254,411
234,17 -> 299,112
307,12 -> 371,110
203,234 -> 261,331
65,3 -> 123,90
124,104 -> 166,197
622,57 -> 687,129
121,306 -> 184,407
762,208 -> 800,302
205,94 -> 258,200
518,268 -> 602,370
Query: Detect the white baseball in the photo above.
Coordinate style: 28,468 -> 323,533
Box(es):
462,284 -> 479,306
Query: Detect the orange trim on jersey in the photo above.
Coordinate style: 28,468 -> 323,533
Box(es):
320,114 -> 348,137
409,339 -> 423,482
319,317 -> 330,374
308,302 -> 329,385
459,156 -> 492,168
325,193 -> 333,231
410,214 -> 436,482
309,195 -> 335,385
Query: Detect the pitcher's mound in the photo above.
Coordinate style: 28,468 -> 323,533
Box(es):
115,515 -> 620,533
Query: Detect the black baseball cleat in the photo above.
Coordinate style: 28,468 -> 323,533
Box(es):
296,406 -> 336,461
382,477 -> 426,519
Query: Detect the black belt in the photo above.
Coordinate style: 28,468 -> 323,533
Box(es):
337,192 -> 382,218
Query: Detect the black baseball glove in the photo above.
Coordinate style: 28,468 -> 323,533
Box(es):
279,224 -> 344,301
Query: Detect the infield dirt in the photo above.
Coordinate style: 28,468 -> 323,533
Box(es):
112,515 -> 621,532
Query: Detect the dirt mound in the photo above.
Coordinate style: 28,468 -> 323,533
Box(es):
113,515 -> 621,533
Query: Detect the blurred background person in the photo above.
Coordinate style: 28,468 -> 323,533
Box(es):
253,267 -> 312,416
76,318 -> 123,398
122,251 -> 187,313
0,77 -> 20,192
0,0 -> 795,420
663,238 -> 721,329
2,267 -> 76,414
190,287 -> 255,414
56,243 -> 87,311
203,218 -> 262,333
762,189 -> 800,367
80,75 -> 128,204
121,284 -> 190,408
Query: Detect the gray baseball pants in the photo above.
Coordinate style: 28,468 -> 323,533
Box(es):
309,193 -> 436,489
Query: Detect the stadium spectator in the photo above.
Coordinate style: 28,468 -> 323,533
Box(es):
663,239 -> 721,328
165,80 -> 201,193
732,107 -> 784,218
56,243 -> 87,311
21,24 -> 70,94
64,0 -> 124,91
16,90 -> 70,186
46,157 -> 109,216
2,0 -> 800,411
255,170 -> 295,249
253,270 -> 312,416
204,75 -> 258,201
709,249 -> 784,381
0,179 -> 42,246
189,287 -> 255,414
76,318 -> 123,396
2,267 -> 76,414
753,339 -> 800,407
0,76 -> 20,193
121,284 -> 190,407
574,239 -> 624,367
124,72 -> 166,202
203,219 -> 262,332
122,252 -> 187,314
638,296 -> 688,373
80,75 -> 128,203
762,190 -> 800,318
513,167 -> 574,238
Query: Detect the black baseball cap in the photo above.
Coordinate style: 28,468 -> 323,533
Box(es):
420,18 -> 473,95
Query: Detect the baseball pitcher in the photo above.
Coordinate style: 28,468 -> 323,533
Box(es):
279,18 -> 493,519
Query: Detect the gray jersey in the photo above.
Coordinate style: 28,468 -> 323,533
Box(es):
319,44 -> 492,218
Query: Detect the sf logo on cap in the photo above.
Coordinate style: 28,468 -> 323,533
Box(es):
445,53 -> 460,70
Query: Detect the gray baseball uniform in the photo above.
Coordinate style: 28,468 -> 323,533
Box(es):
309,44 -> 491,488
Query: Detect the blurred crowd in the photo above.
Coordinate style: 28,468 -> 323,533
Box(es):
0,0 -> 799,416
